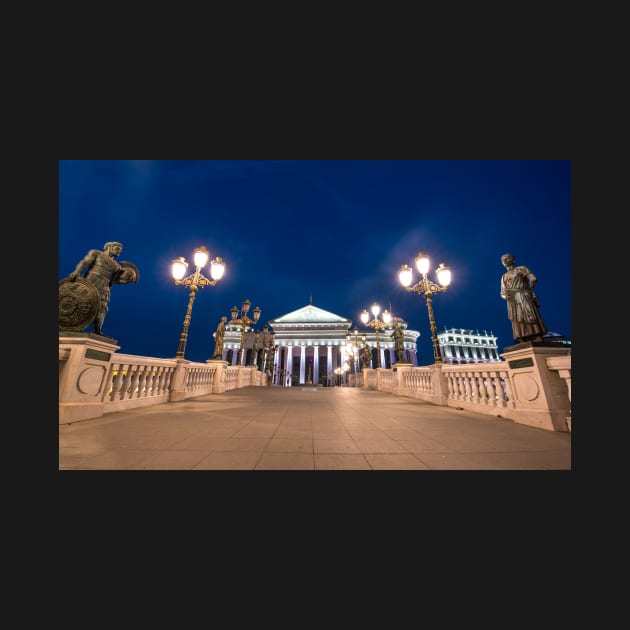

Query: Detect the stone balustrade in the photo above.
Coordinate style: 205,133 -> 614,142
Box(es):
59,334 -> 571,431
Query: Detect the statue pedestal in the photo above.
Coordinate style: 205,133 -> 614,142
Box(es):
392,361 -> 413,370
500,344 -> 571,431
59,330 -> 118,345
59,334 -> 120,424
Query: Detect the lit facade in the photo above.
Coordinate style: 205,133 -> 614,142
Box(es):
216,303 -> 420,386
437,328 -> 501,364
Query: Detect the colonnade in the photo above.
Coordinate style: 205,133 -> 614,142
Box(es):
270,344 -> 417,386
220,342 -> 421,385
441,344 -> 501,363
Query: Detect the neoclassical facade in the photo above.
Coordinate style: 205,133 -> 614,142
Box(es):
436,328 -> 500,364
217,303 -> 420,386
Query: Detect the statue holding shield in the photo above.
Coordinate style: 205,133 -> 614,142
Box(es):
59,241 -> 139,336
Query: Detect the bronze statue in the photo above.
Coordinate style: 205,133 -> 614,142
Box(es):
500,253 -> 547,343
266,344 -> 276,374
258,325 -> 270,370
360,343 -> 372,369
212,316 -> 227,359
60,241 -> 138,336
250,331 -> 260,366
391,323 -> 405,362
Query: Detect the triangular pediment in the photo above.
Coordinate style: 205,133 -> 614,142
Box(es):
270,304 -> 351,324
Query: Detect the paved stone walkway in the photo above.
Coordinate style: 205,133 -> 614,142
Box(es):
59,386 -> 571,470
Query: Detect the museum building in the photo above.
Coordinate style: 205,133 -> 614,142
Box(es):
217,303 -> 419,386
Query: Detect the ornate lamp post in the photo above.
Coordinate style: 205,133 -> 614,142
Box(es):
172,246 -> 225,359
360,303 -> 392,368
230,299 -> 262,366
345,327 -> 366,373
398,252 -> 452,364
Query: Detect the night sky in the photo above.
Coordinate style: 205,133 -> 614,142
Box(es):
58,160 -> 571,364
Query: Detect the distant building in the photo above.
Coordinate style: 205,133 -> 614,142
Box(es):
217,303 -> 420,386
436,328 -> 501,364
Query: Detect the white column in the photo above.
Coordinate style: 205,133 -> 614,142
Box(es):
270,346 -> 277,382
300,346 -> 305,384
327,346 -> 332,382
313,348 -> 319,384
285,346 -> 292,385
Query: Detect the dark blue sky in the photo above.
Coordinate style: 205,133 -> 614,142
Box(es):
59,160 -> 571,364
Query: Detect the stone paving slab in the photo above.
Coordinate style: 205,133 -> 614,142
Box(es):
58,386 -> 572,470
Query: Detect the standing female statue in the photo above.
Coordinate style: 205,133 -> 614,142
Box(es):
360,343 -> 372,369
212,316 -> 227,359
391,323 -> 405,362
500,253 -> 547,343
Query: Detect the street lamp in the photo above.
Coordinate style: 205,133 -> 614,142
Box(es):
172,246 -> 225,359
398,252 -> 452,364
230,299 -> 262,366
345,327 -> 366,373
360,303 -> 392,368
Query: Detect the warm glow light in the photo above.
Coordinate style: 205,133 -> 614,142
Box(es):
436,263 -> 451,287
371,303 -> 380,317
193,246 -> 209,268
382,310 -> 392,324
360,309 -> 369,324
231,306 -> 239,320
399,250 -> 452,366
210,256 -> 225,281
172,257 -> 188,280
399,265 -> 412,287
253,306 -> 262,322
415,252 -> 430,275
242,299 -> 251,315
